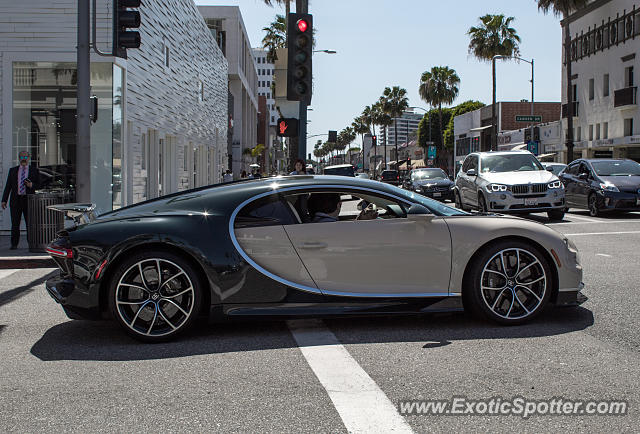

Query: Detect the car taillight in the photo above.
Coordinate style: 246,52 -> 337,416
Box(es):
46,246 -> 73,258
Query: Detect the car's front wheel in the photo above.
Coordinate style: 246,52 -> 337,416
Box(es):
108,251 -> 203,342
464,240 -> 552,325
547,209 -> 565,221
588,193 -> 600,217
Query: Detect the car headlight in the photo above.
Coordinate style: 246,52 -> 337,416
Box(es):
414,186 -> 422,192
488,183 -> 508,192
599,182 -> 619,192
564,237 -> 581,265
548,180 -> 563,189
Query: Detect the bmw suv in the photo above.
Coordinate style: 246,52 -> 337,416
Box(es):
454,151 -> 566,220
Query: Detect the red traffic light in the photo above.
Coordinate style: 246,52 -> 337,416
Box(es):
297,19 -> 308,33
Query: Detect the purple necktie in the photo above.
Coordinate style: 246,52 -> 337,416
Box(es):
18,166 -> 26,195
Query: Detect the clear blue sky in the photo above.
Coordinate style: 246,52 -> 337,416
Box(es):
195,0 -> 563,155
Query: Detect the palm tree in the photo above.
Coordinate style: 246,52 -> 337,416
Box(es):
467,14 -> 521,152
261,15 -> 287,63
373,101 -> 393,173
380,87 -> 409,169
537,0 -> 588,163
352,116 -> 370,170
419,66 -> 460,169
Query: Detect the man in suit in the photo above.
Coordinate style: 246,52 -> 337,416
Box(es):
2,151 -> 40,249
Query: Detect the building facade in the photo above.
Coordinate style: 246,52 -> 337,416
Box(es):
199,6 -> 258,178
385,109 -> 423,147
559,0 -> 640,162
0,0 -> 228,231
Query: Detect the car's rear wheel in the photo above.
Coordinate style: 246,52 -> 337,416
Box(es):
478,193 -> 488,213
588,193 -> 600,217
454,190 -> 465,210
108,251 -> 203,342
464,240 -> 552,325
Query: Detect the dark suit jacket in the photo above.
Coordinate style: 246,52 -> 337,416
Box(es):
2,165 -> 40,205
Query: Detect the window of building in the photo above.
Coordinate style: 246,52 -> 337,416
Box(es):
625,66 -> 634,87
164,44 -> 170,68
603,74 -> 610,97
577,126 -> 581,141
624,118 -> 634,136
603,122 -> 609,139
198,80 -> 204,102
572,84 -> 578,101
589,78 -> 594,100
596,123 -> 600,140
588,124 -> 593,141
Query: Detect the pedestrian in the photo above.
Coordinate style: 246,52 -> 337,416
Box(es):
290,159 -> 307,175
223,169 -> 233,183
2,151 -> 40,249
241,170 -> 247,179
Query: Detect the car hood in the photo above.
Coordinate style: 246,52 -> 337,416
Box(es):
480,170 -> 557,185
413,179 -> 453,187
599,175 -> 640,192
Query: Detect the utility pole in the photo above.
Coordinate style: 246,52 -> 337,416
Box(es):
76,0 -> 91,202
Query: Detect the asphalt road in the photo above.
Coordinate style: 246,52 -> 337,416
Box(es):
1,210 -> 639,432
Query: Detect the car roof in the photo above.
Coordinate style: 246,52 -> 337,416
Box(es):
473,150 -> 534,157
581,158 -> 633,163
324,164 -> 354,169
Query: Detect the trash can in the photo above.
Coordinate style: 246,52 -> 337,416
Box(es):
27,191 -> 66,253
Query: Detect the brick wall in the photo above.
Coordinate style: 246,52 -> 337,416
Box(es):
499,102 -> 561,131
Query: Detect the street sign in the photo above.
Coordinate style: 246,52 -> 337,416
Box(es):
527,141 -> 539,155
515,115 -> 542,122
427,145 -> 436,159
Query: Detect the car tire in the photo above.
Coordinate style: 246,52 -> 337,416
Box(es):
478,194 -> 488,213
588,193 -> 600,217
547,209 -> 565,221
463,240 -> 553,325
108,250 -> 203,342
454,190 -> 465,210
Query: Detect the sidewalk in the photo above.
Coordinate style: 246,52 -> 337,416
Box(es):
0,235 -> 55,269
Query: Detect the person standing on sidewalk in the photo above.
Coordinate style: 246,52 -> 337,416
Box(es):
2,151 -> 40,249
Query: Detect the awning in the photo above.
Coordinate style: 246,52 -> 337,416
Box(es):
399,159 -> 426,170
470,125 -> 493,132
511,143 -> 528,150
537,153 -> 556,160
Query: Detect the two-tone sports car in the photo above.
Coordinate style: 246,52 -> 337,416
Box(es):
45,175 -> 586,342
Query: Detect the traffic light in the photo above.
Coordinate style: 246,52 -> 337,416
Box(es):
328,130 -> 337,143
287,13 -> 313,103
276,118 -> 299,137
113,0 -> 141,59
372,135 -> 377,147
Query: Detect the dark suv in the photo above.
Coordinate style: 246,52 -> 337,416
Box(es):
379,170 -> 400,185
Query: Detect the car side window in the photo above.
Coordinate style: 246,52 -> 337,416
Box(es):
461,156 -> 471,172
468,155 -> 478,171
565,163 -> 579,175
234,195 -> 298,228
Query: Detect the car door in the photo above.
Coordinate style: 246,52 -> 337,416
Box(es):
575,163 -> 592,208
283,189 -> 452,296
462,155 -> 479,207
560,162 -> 579,206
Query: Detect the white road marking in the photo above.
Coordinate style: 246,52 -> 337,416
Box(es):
596,253 -> 612,257
288,319 -> 413,434
565,231 -> 640,236
548,219 -> 640,225
0,269 -> 19,280
565,214 -> 600,223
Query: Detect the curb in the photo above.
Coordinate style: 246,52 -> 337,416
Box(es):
0,256 -> 56,269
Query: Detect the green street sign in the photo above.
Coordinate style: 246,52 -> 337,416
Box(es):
515,115 -> 542,122
427,145 -> 436,159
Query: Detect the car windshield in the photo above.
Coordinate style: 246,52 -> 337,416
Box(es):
591,160 -> 640,176
481,154 -> 544,173
324,166 -> 354,176
381,171 -> 397,179
384,184 -> 468,216
411,169 -> 447,180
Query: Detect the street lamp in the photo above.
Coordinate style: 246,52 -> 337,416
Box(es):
299,49 -> 337,163
492,55 -> 534,152
409,106 -> 435,166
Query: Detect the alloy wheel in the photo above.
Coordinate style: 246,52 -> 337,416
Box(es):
588,195 -> 599,217
115,258 -> 195,337
480,248 -> 547,320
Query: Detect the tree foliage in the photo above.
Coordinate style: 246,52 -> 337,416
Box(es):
262,15 -> 286,63
467,14 -> 521,61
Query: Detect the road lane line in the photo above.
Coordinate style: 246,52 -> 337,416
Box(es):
565,214 -> 600,223
565,230 -> 640,236
596,253 -> 612,257
548,219 -> 640,225
0,269 -> 19,280
288,319 -> 414,434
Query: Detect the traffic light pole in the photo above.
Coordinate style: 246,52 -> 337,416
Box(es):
76,0 -> 91,202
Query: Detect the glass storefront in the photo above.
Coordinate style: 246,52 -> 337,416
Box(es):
12,61 -> 121,213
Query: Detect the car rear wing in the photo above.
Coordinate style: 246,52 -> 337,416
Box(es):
47,203 -> 97,225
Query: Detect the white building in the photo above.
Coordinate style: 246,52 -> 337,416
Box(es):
252,48 -> 278,127
559,0 -> 640,162
199,6 -> 258,177
385,109 -> 423,147
0,0 -> 228,230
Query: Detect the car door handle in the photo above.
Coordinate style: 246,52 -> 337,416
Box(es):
299,242 -> 328,250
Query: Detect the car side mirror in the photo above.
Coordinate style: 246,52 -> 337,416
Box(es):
546,166 -> 554,172
407,204 -> 434,221
466,169 -> 477,177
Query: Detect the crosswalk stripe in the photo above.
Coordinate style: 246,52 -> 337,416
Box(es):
288,319 -> 414,434
0,269 -> 19,280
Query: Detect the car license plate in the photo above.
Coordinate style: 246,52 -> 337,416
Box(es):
524,198 -> 537,206
433,192 -> 442,197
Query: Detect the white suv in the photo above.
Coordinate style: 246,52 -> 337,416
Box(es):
454,151 -> 566,220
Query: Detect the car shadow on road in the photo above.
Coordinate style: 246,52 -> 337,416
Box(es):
30,306 -> 594,362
